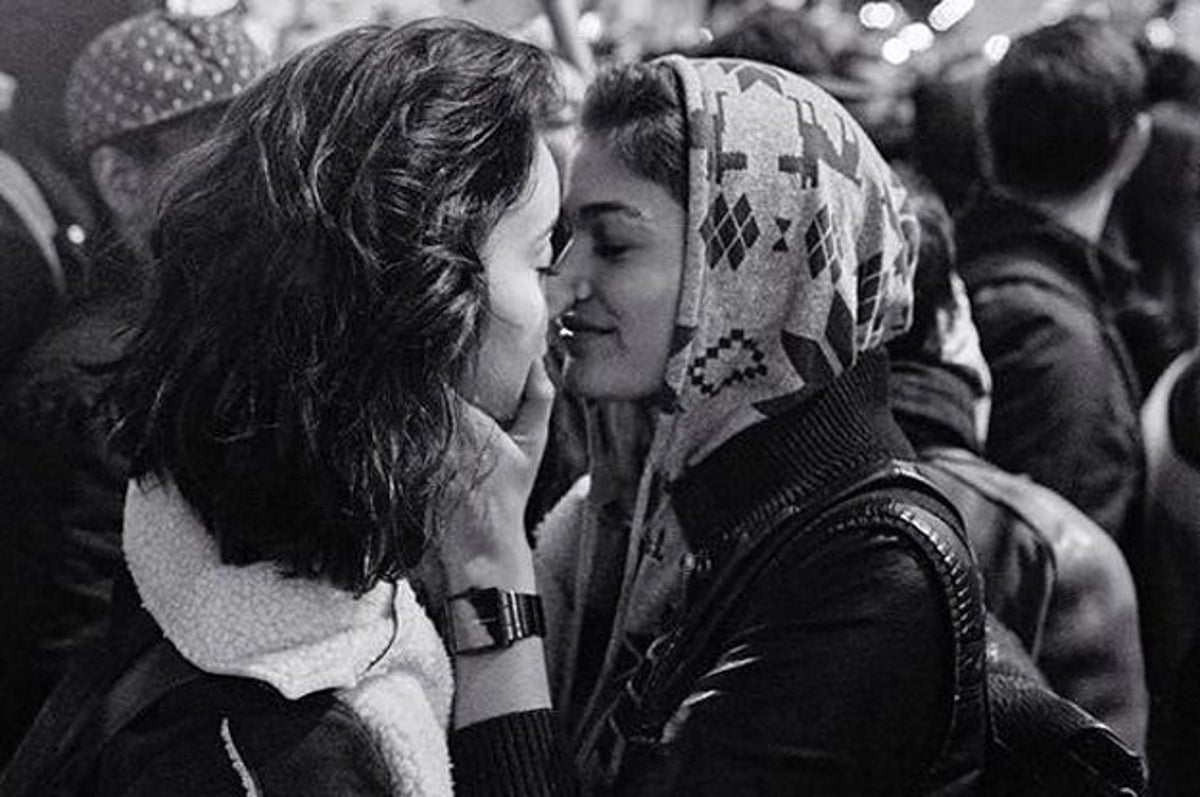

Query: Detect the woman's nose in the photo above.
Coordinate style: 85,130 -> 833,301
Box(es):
546,244 -> 589,317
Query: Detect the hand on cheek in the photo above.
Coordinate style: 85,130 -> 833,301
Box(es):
439,358 -> 554,594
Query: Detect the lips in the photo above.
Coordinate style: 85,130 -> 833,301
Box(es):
558,314 -> 615,338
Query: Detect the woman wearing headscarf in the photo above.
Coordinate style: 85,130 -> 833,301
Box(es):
535,57 -> 987,793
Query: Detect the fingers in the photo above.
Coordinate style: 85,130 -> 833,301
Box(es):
454,391 -> 502,440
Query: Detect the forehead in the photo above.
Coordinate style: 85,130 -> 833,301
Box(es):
564,137 -> 681,218
481,139 -> 559,259
508,139 -> 560,205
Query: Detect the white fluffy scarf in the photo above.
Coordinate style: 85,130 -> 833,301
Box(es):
123,479 -> 454,796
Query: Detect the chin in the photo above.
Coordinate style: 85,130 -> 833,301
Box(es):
562,360 -> 655,401
470,382 -> 523,429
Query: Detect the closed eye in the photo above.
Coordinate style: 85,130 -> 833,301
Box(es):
595,243 -> 629,258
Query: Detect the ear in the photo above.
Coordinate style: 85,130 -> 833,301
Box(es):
90,144 -> 146,224
1112,111 -> 1152,187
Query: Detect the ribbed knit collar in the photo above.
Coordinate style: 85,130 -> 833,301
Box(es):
670,350 -> 911,550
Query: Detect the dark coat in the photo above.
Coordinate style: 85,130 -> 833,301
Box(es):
2,572 -> 566,797
0,299 -> 130,764
557,354 -> 988,795
956,190 -> 1144,546
1139,352 -> 1200,796
0,177 -> 60,374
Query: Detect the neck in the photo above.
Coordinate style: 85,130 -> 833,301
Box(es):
1023,180 -> 1113,243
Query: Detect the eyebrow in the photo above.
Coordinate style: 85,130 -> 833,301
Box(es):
575,201 -> 651,224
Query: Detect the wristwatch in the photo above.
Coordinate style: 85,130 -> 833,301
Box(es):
443,587 -> 546,655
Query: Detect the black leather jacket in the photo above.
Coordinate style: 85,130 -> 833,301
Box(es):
571,354 -> 989,795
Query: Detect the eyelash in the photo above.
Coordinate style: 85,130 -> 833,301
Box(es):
595,242 -> 629,259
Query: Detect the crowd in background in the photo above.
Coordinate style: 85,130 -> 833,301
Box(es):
0,0 -> 1199,794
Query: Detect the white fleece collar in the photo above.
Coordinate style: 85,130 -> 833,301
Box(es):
123,479 -> 454,796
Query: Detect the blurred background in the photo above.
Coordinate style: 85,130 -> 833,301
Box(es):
3,0 -> 1196,155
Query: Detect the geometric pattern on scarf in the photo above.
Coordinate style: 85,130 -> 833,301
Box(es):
656,56 -> 916,465
577,56 -> 919,787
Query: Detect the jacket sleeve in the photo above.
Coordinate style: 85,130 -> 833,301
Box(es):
116,700 -> 395,797
450,710 -> 572,796
1039,513 -> 1148,752
652,527 -> 954,795
972,281 -> 1140,539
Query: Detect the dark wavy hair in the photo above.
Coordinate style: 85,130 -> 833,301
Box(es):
108,19 -> 559,594
983,15 -> 1145,198
580,61 -> 687,205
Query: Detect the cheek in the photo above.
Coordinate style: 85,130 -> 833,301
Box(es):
466,275 -> 548,421
619,268 -> 680,355
625,296 -> 676,374
491,272 -> 549,339
485,294 -> 547,395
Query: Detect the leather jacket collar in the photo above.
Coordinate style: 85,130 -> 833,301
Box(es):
670,351 -> 913,551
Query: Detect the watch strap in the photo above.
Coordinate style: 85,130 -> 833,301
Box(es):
444,587 -> 545,655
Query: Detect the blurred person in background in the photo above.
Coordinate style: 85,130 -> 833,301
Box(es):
1139,346 -> 1200,796
693,4 -> 836,77
910,53 -> 989,216
690,3 -> 913,161
1108,100 -> 1200,389
0,0 -> 146,376
1139,44 -> 1200,109
1106,43 -> 1200,389
0,9 -> 270,766
956,16 -> 1149,548
888,172 -> 1148,753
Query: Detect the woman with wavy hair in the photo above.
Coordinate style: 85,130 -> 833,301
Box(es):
3,19 -> 570,797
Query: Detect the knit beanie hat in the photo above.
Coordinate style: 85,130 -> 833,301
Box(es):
64,10 -> 270,153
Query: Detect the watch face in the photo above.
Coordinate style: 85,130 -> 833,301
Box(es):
447,589 -> 509,653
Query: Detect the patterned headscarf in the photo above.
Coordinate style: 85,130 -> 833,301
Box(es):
574,55 -> 918,778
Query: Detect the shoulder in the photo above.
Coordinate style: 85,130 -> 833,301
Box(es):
924,451 -> 1089,554
961,245 -> 1095,324
672,482 -> 981,790
739,480 -> 977,652
103,675 -> 392,796
967,269 -> 1095,336
919,454 -> 1052,553
0,313 -> 126,453
968,277 -> 1110,387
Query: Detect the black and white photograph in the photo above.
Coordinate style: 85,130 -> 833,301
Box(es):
0,0 -> 1191,794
